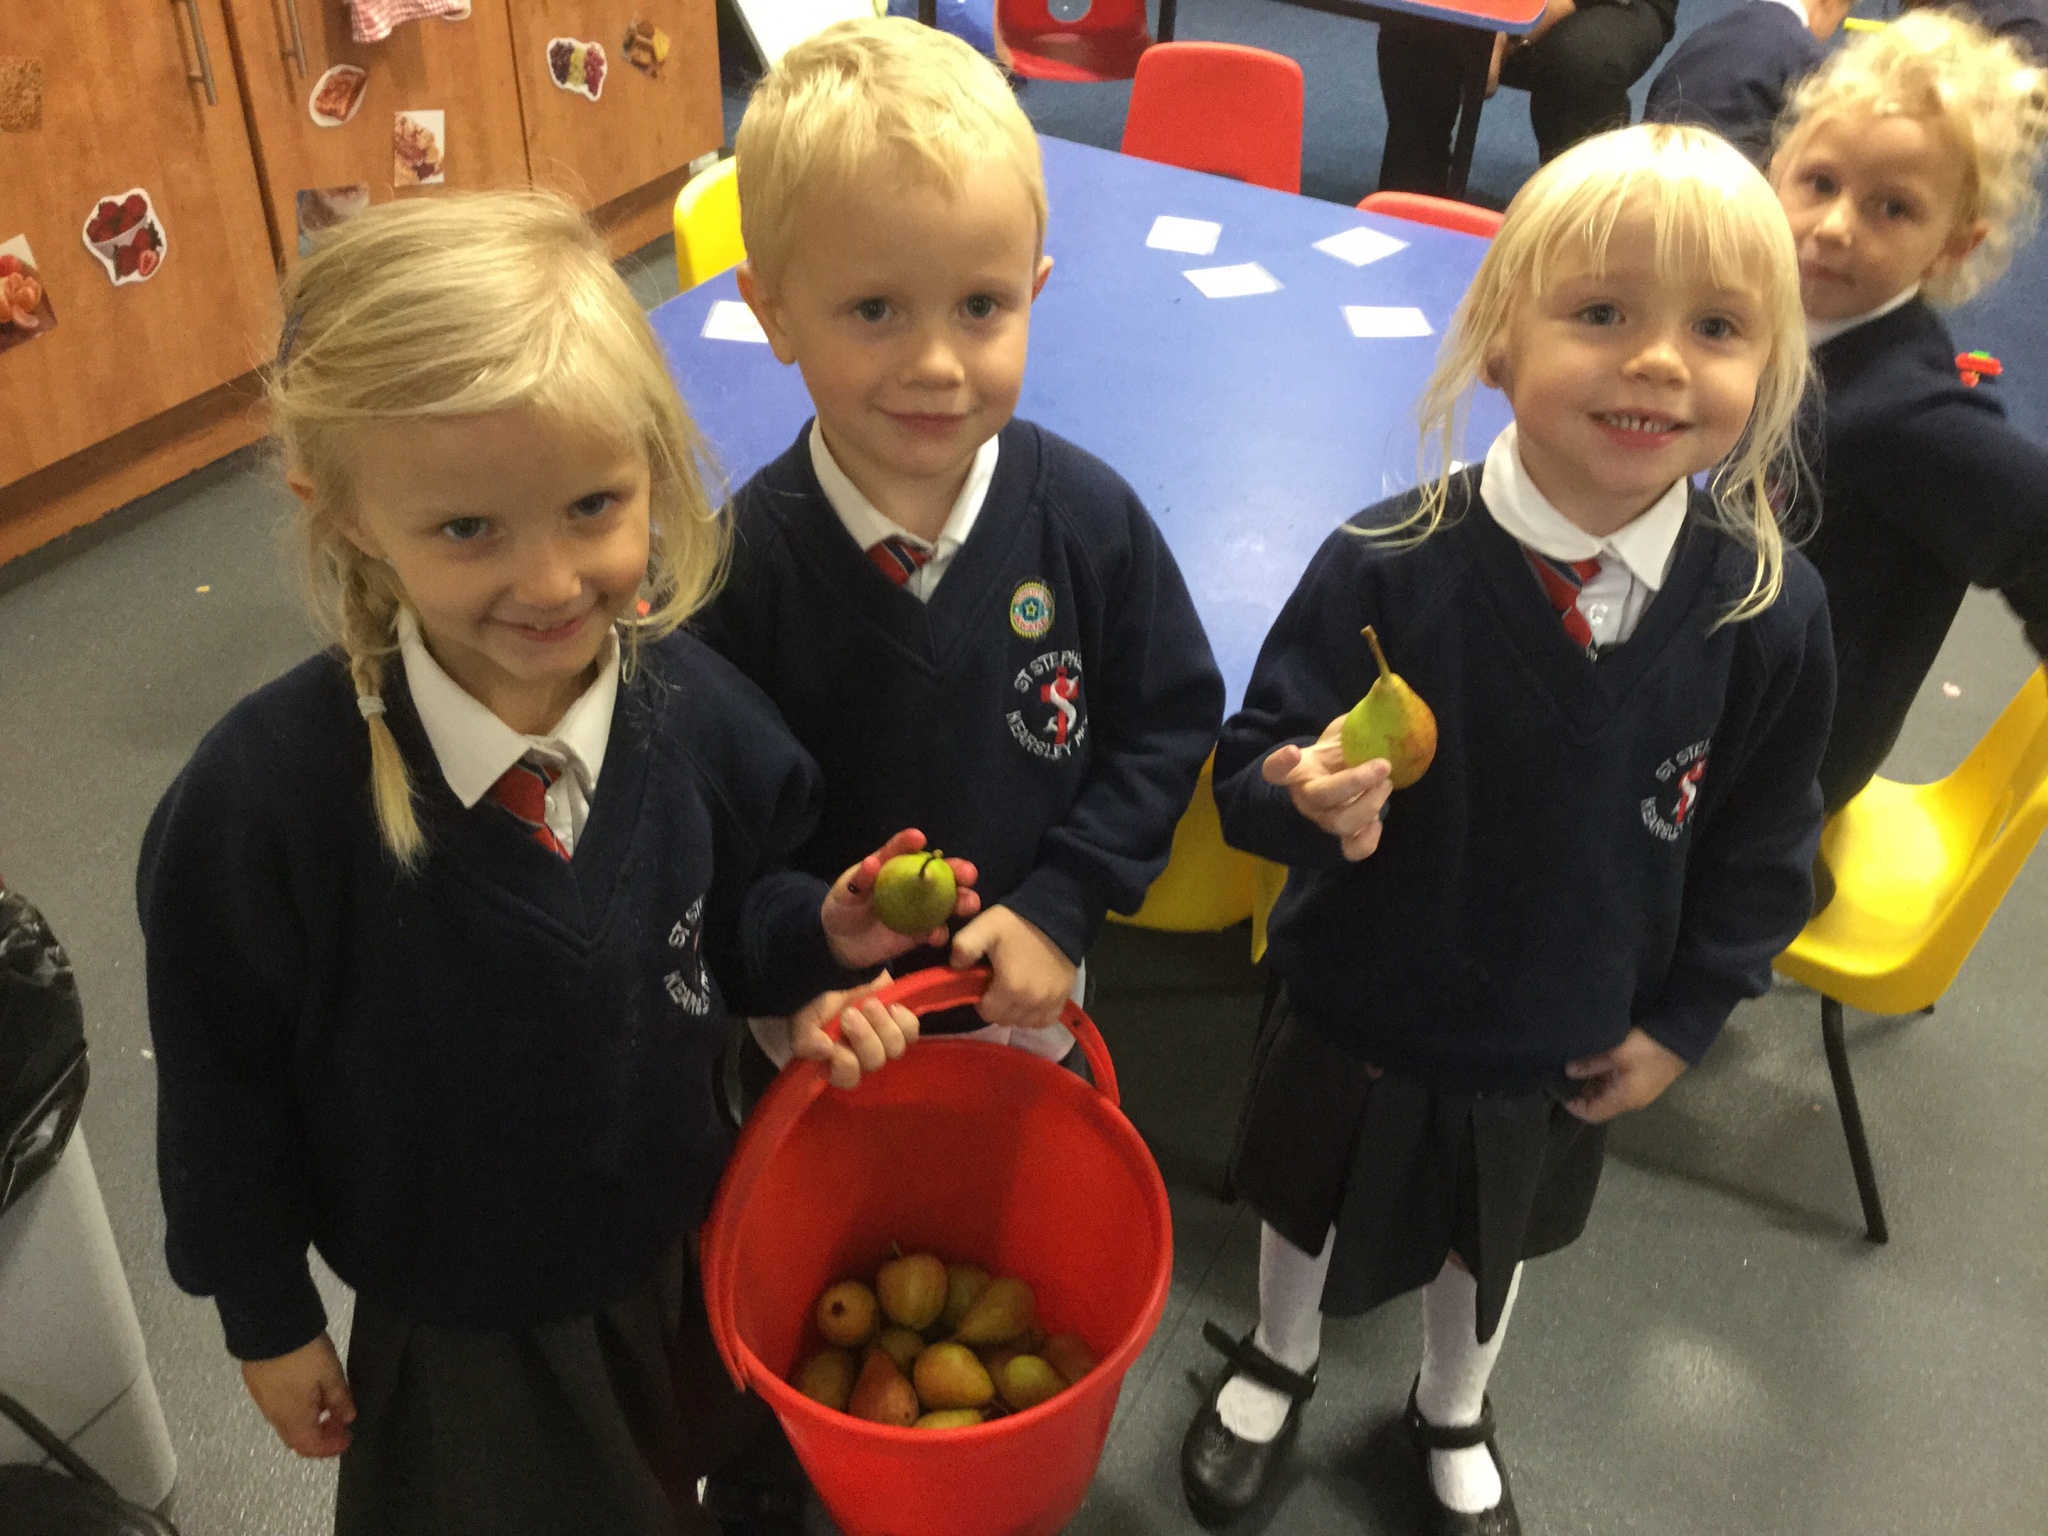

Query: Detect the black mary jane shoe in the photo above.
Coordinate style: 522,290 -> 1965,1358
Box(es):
1179,1321 -> 1319,1528
1403,1380 -> 1521,1536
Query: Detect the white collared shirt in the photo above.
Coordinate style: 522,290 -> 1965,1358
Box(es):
397,609 -> 619,855
1806,285 -> 1919,348
1480,423 -> 1690,650
808,420 -> 1000,603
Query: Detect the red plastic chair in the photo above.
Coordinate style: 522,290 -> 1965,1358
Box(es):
1121,43 -> 1305,195
998,0 -> 1155,82
1355,191 -> 1504,238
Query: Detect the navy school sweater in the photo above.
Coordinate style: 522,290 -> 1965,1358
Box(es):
1643,1 -> 1822,168
1941,0 -> 2047,58
1216,471 -> 1835,1093
1806,299 -> 2048,811
693,418 -> 1226,973
137,634 -> 847,1361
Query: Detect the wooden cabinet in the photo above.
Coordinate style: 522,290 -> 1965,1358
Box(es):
2,0 -> 722,566
0,0 -> 277,484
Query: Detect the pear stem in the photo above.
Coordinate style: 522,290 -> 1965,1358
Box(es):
1361,625 -> 1393,682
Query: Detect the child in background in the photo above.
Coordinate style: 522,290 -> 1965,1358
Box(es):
1644,0 -> 1857,166
1180,125 -> 1834,1533
1771,10 -> 2048,822
137,192 -> 959,1536
700,19 -> 1224,1081
1902,0 -> 2046,60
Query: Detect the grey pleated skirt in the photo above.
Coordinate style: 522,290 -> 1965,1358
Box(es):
335,1236 -> 773,1536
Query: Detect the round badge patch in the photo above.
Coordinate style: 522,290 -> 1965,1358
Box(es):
1009,580 -> 1054,640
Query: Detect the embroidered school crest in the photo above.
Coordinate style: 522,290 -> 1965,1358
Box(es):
663,894 -> 711,1015
1009,580 -> 1054,640
1641,740 -> 1710,843
1008,650 -> 1087,761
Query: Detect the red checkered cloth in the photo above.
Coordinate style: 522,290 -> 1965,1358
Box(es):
349,0 -> 467,45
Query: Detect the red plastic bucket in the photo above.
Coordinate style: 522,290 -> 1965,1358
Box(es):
701,967 -> 1173,1536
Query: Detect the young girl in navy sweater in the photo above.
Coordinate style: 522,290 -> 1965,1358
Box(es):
136,193 -> 966,1536
1770,11 -> 2048,818
1179,125 -> 1836,1534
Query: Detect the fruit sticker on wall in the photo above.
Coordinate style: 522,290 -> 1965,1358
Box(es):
308,64 -> 368,127
296,185 -> 371,257
81,190 -> 167,286
0,235 -> 57,356
546,37 -> 607,100
623,18 -> 671,77
393,111 -> 445,186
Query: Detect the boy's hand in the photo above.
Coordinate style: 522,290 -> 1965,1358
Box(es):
1563,1029 -> 1687,1123
823,828 -> 980,970
1262,716 -> 1395,861
949,906 -> 1077,1033
241,1332 -> 355,1458
790,975 -> 921,1090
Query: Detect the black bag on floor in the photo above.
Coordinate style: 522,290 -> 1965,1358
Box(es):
0,1391 -> 180,1536
0,887 -> 89,1219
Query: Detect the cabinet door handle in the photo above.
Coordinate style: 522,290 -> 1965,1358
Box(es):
282,0 -> 309,76
179,0 -> 219,104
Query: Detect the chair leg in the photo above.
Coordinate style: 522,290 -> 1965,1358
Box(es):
1820,996 -> 1889,1244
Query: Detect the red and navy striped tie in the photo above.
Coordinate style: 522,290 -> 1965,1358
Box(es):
1523,549 -> 1604,652
488,755 -> 570,860
867,535 -> 932,586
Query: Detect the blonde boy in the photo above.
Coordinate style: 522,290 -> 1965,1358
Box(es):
1769,10 -> 2048,817
700,18 -> 1224,1065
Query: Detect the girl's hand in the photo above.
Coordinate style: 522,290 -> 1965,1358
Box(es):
822,828 -> 980,970
241,1332 -> 355,1458
1564,1029 -> 1687,1122
791,975 -> 921,1090
1263,716 -> 1395,861
949,906 -> 1077,1033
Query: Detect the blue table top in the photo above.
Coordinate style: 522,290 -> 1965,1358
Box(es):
651,136 -> 1510,713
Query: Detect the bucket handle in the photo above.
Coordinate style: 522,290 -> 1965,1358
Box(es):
701,966 -> 1120,1389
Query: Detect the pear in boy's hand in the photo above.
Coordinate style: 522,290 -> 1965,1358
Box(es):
913,1342 -> 996,1410
876,1251 -> 949,1330
816,1280 -> 879,1347
847,1348 -> 920,1427
1341,626 -> 1437,789
872,851 -> 959,936
952,1276 -> 1035,1345
794,1348 -> 858,1412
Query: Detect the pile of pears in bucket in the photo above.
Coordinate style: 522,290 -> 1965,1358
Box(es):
793,1251 -> 1096,1429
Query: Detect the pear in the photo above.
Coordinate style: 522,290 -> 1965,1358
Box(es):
915,1409 -> 986,1430
876,1252 -> 949,1331
912,1342 -> 995,1410
874,1326 -> 926,1376
995,1354 -> 1065,1412
953,1276 -> 1035,1346
1041,1333 -> 1096,1387
872,850 -> 957,935
815,1280 -> 878,1348
1340,626 -> 1437,789
847,1347 -> 919,1427
793,1348 -> 857,1412
941,1263 -> 992,1332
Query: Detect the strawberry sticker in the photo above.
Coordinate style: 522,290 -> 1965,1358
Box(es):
81,187 -> 169,286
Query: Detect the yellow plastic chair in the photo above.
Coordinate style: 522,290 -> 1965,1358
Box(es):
673,157 -> 745,290
1775,666 -> 2048,1242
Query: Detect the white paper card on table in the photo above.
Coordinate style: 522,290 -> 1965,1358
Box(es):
1314,226 -> 1410,267
1345,305 -> 1434,338
1183,262 -> 1281,299
702,299 -> 769,343
1146,215 -> 1222,256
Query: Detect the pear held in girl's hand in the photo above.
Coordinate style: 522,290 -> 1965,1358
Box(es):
872,851 -> 959,935
1341,626 -> 1438,788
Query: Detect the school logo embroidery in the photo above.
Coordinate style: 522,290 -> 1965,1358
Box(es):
663,895 -> 711,1015
1009,580 -> 1054,640
1008,650 -> 1087,761
1641,740 -> 1710,843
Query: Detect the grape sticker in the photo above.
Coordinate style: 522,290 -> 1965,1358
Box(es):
546,37 -> 607,100
0,234 -> 56,355
81,189 -> 168,286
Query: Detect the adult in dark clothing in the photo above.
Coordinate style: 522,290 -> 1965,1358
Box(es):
1377,0 -> 1678,194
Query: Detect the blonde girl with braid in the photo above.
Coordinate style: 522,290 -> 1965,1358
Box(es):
137,191 -> 974,1536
